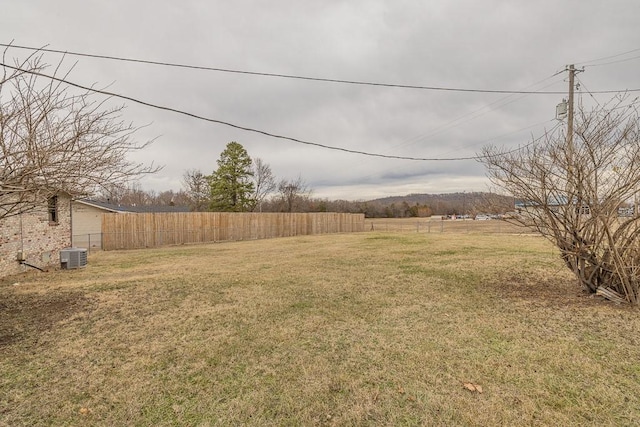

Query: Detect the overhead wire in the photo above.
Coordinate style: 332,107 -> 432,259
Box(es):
0,61 -> 492,161
575,47 -> 640,67
3,45 -> 634,165
576,74 -> 640,118
583,54 -> 640,68
354,118 -> 561,183
350,72 -> 565,174
8,44 -> 626,169
415,77 -> 566,158
0,61 -> 562,163
385,75 -> 565,154
486,120 -> 564,155
2,42 -> 639,94
575,76 -> 601,108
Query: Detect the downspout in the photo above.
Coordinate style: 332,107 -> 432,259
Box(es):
70,196 -> 74,247
19,210 -> 24,256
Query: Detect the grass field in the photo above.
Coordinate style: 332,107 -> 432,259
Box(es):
365,217 -> 524,234
1,228 -> 639,426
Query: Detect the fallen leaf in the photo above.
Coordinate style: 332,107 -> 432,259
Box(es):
463,382 -> 483,393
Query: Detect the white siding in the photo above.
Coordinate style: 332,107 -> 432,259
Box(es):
72,203 -> 108,250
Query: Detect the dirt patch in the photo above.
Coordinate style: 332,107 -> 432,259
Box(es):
487,269 -> 630,309
0,289 -> 92,348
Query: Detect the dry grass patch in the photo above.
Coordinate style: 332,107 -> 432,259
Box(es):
366,217 -> 525,234
1,232 -> 639,426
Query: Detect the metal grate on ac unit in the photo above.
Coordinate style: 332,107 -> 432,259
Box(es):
60,248 -> 88,269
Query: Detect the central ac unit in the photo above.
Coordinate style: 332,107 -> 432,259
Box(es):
60,248 -> 88,269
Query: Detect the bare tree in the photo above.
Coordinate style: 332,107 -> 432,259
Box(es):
277,176 -> 311,212
96,183 -> 130,205
481,96 -> 640,304
122,183 -> 155,206
181,169 -> 211,211
96,184 -> 190,207
155,190 -> 191,207
251,157 -> 276,212
0,53 -> 159,220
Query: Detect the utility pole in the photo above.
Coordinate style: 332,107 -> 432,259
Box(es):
564,64 -> 577,219
563,65 -> 577,265
567,64 -> 575,162
566,64 -> 584,275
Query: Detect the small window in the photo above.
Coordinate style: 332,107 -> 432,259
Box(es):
48,195 -> 58,224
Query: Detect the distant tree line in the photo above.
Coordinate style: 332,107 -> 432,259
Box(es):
99,142 -> 312,213
99,187 -> 513,218
97,142 -> 514,216
100,190 -> 513,218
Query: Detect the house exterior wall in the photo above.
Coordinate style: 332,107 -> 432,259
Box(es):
0,194 -> 72,277
72,202 -> 108,250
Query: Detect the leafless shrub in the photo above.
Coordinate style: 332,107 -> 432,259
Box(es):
481,96 -> 640,303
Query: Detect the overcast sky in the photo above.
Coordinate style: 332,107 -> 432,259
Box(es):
3,1 -> 640,200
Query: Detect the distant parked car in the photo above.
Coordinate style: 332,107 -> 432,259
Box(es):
475,214 -> 491,220
618,207 -> 634,217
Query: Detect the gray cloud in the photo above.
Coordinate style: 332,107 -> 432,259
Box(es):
2,0 -> 640,200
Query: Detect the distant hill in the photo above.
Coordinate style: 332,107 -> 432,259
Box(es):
369,192 -> 484,205
363,192 -> 514,216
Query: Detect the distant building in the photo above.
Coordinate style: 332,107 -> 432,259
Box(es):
71,199 -> 190,250
0,196 -> 191,278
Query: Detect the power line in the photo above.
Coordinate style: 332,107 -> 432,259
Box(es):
584,54 -> 640,68
576,47 -> 640,66
487,121 -> 564,154
403,77 -> 565,154
576,76 -> 601,108
0,61 -> 490,161
356,120 -> 562,183
352,75 -> 564,169
3,42 -> 638,95
1,61 -> 555,163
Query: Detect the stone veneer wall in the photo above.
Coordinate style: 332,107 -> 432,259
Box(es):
0,194 -> 72,277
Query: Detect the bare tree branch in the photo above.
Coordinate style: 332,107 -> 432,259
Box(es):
0,54 -> 160,220
251,157 -> 276,212
181,169 -> 211,211
277,176 -> 311,213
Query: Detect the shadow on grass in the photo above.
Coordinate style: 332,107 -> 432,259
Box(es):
485,268 -> 633,310
0,289 -> 92,348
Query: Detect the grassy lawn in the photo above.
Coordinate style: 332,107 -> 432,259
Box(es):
1,231 -> 639,426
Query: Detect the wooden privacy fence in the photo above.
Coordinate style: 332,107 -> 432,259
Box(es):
101,212 -> 365,250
